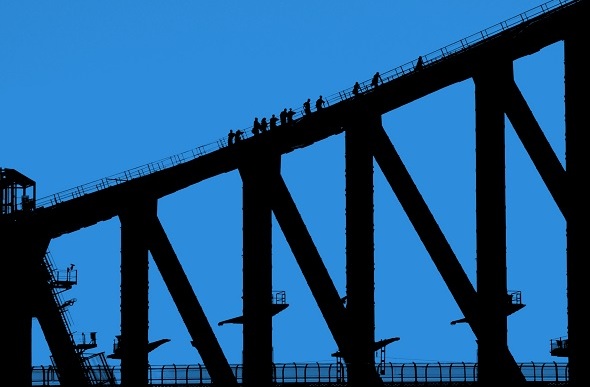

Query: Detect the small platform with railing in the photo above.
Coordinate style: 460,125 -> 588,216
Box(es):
218,290 -> 289,326
450,290 -> 525,325
550,336 -> 568,357
72,331 -> 98,351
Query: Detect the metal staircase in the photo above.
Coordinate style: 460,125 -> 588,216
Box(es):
43,251 -> 116,386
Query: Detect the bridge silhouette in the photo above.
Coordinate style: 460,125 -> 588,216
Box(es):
1,0 -> 585,385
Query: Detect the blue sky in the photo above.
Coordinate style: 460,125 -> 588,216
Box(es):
1,1 -> 567,366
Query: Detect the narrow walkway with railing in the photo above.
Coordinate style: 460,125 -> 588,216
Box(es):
31,0 -> 576,210
31,361 -> 569,385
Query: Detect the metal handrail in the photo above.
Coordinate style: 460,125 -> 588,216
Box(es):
324,0 -> 576,107
31,361 -> 569,385
30,0 -> 577,211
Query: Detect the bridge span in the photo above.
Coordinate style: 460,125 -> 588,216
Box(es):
2,0 -> 586,386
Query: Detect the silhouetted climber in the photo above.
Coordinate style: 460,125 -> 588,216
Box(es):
287,108 -> 296,124
235,129 -> 243,142
280,108 -> 288,126
66,263 -> 75,280
260,117 -> 268,132
371,72 -> 383,88
316,95 -> 325,111
415,55 -> 424,71
270,114 -> 278,130
303,98 -> 311,115
352,81 -> 360,96
227,129 -> 235,146
252,117 -> 262,135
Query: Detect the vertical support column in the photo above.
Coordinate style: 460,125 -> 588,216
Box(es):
474,60 -> 511,383
3,222 -> 33,387
119,198 -> 156,387
239,147 -> 279,387
345,114 -> 377,386
565,25 -> 587,385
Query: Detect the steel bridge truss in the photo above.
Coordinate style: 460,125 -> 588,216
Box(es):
1,1 -> 587,386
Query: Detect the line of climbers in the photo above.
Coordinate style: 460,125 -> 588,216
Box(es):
227,56 -> 425,146
226,107 -> 296,146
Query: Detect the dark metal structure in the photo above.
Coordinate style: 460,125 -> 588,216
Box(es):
29,361 -> 571,386
1,0 -> 586,385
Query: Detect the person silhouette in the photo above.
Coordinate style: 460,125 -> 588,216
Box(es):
352,81 -> 360,96
280,108 -> 288,126
415,55 -> 424,71
315,95 -> 325,111
235,129 -> 243,142
303,98 -> 311,115
269,114 -> 278,130
287,108 -> 296,125
260,117 -> 268,132
227,129 -> 235,146
252,117 -> 262,135
371,72 -> 383,88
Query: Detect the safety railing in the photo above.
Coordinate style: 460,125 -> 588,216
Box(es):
327,0 -> 576,106
272,290 -> 287,305
551,337 -> 568,352
31,361 -> 569,385
508,290 -> 523,305
30,0 -> 577,212
42,252 -> 76,330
